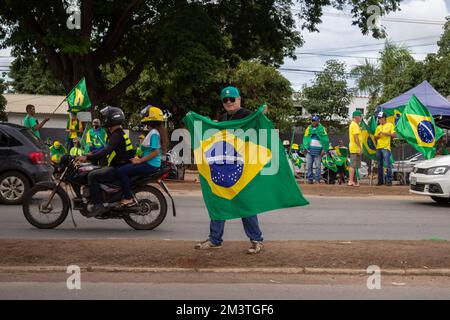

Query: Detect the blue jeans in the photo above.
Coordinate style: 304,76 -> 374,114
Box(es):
209,215 -> 263,245
306,153 -> 322,182
377,149 -> 393,184
116,162 -> 159,200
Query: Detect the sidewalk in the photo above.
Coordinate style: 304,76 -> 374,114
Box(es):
1,240 -> 449,276
166,179 -> 414,197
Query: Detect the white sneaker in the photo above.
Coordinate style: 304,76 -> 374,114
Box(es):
247,241 -> 263,254
194,240 -> 222,250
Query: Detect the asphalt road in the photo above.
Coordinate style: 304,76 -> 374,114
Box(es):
1,276 -> 450,300
1,195 -> 450,241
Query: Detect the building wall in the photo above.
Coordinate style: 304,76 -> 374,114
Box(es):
8,113 -> 69,129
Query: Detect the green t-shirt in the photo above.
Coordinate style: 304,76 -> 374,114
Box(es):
24,115 -> 40,138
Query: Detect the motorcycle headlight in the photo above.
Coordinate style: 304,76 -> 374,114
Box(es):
426,166 -> 450,175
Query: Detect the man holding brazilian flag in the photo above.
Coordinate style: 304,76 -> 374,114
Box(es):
183,86 -> 309,255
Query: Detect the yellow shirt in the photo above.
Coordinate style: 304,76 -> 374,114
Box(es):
349,121 -> 362,154
67,119 -> 83,139
375,123 -> 395,151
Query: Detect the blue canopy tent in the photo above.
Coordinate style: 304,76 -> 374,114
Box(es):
376,80 -> 450,128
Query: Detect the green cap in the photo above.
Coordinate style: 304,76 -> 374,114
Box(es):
352,110 -> 363,117
220,86 -> 240,99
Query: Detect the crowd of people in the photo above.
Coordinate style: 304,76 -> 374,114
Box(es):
22,104 -> 149,166
287,110 -> 433,187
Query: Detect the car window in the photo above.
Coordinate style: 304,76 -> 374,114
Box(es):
20,128 -> 46,149
0,131 -> 8,147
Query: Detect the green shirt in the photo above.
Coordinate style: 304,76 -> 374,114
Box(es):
24,115 -> 40,138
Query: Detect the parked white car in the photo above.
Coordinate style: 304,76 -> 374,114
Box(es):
409,155 -> 450,203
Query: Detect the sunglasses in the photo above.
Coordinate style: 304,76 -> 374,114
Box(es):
222,97 -> 236,104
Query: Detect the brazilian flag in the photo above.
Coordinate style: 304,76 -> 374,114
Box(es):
67,78 -> 92,113
384,107 -> 405,126
322,154 -> 337,173
396,95 -> 443,160
183,106 -> 309,221
368,115 -> 378,133
360,119 -> 377,160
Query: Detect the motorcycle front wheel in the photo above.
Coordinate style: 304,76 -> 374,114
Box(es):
22,185 -> 69,229
123,185 -> 167,230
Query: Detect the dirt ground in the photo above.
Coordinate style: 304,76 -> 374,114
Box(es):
1,240 -> 448,270
165,180 -> 415,197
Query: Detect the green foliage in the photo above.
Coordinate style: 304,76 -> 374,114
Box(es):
0,78 -> 7,121
0,0 -> 403,107
9,53 -> 65,95
352,18 -> 450,116
108,59 -> 294,130
301,60 -> 354,124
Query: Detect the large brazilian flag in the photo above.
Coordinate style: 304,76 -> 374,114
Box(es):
183,106 -> 309,221
396,95 -> 444,160
360,119 -> 377,160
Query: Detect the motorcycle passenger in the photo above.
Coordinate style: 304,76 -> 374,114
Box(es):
76,106 -> 135,217
116,106 -> 168,207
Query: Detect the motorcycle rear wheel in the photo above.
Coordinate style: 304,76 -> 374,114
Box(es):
123,185 -> 167,230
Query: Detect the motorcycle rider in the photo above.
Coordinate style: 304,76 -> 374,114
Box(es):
76,106 -> 135,217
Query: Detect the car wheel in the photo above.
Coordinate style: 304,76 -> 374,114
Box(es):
0,172 -> 31,205
430,196 -> 450,204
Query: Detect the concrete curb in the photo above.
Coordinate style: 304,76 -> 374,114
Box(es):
1,266 -> 450,276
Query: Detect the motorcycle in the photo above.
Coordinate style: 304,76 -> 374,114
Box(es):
22,155 -> 176,230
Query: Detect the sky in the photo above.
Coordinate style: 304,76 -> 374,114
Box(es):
0,0 -> 449,91
282,0 -> 450,92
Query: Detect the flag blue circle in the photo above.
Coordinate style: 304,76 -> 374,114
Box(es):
205,141 -> 244,188
417,120 -> 435,143
395,114 -> 401,125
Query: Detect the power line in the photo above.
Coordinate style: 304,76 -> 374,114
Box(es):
278,67 -> 382,78
321,12 -> 446,26
299,36 -> 441,54
295,52 -> 379,60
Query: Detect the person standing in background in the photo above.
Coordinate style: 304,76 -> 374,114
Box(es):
348,111 -> 362,187
303,116 -> 329,184
66,112 -> 83,150
24,104 -> 49,139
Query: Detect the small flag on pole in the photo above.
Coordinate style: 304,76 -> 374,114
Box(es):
67,78 -> 91,113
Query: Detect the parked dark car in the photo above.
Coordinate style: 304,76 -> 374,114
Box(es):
0,123 -> 53,204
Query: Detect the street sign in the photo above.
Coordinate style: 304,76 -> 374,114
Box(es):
77,112 -> 92,122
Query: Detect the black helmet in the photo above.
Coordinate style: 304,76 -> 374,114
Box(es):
100,106 -> 125,128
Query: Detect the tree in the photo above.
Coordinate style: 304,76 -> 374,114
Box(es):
301,60 -> 354,126
351,42 -> 418,116
106,59 -> 295,130
351,58 -> 382,117
9,54 -> 65,95
422,17 -> 450,97
0,0 -> 403,108
0,79 -> 7,121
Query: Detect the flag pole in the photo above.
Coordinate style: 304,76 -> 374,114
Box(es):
51,98 -> 67,115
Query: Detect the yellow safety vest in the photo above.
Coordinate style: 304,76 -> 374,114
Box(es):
107,133 -> 133,166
